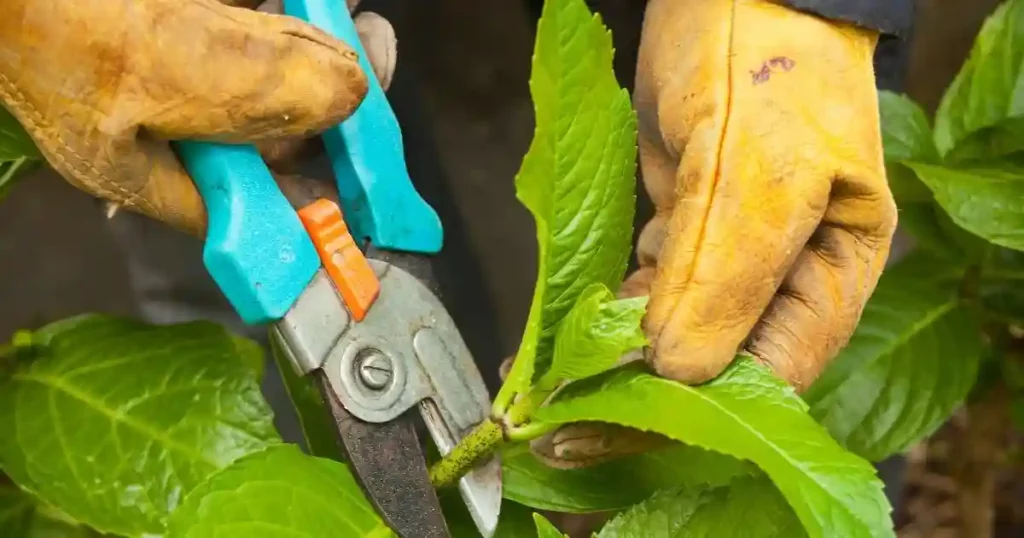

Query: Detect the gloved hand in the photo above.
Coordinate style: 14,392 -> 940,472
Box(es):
0,0 -> 396,236
531,0 -> 897,468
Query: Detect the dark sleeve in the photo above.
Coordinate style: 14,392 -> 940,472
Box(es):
778,0 -> 915,37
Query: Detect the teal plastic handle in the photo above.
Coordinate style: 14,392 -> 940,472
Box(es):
173,141 -> 319,325
283,0 -> 443,254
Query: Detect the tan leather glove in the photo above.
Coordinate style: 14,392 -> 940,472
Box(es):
529,0 -> 897,468
0,0 -> 396,236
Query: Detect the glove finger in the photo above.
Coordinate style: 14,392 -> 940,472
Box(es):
250,0 -> 395,92
529,422 -> 669,470
135,0 -> 367,142
642,138 -> 832,385
747,182 -> 896,392
354,12 -> 398,91
620,267 -> 656,301
110,141 -> 337,236
498,354 -> 514,382
253,11 -> 396,171
222,0 -> 263,7
257,137 -> 326,174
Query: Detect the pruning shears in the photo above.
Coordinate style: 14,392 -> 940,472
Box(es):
168,1 -> 501,536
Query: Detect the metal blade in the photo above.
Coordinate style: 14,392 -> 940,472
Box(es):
363,246 -> 503,537
316,372 -> 450,538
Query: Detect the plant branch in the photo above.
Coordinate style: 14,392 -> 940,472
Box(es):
429,419 -> 505,488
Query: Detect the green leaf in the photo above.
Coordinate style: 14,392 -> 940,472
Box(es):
0,315 -> 280,536
934,0 -> 1024,159
879,92 -> 939,164
804,252 -> 983,461
878,91 -> 938,203
887,165 -> 934,205
268,334 -> 343,461
533,514 -> 567,538
907,162 -> 1024,252
0,106 -> 40,161
946,118 -> 1024,164
897,201 -> 991,262
1,483 -> 110,537
878,249 -> 971,287
502,442 -> 754,514
0,157 -> 41,203
897,203 -> 959,256
538,284 -> 646,389
0,106 -> 41,204
0,484 -> 33,535
980,247 -> 1024,322
441,489 -> 538,538
168,444 -> 390,537
534,359 -> 893,538
498,0 -> 638,400
595,476 -> 804,538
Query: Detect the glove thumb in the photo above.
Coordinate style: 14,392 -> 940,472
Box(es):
135,0 -> 368,143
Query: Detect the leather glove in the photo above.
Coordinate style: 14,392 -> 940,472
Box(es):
529,0 -> 897,468
0,0 -> 397,236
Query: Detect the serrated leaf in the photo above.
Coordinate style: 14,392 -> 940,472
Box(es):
595,476 -> 804,538
534,359 -> 893,538
538,284 -> 646,389
167,444 -> 389,537
906,162 -> 1024,252
498,0 -> 638,400
268,334 -> 343,461
934,0 -> 1024,160
533,514 -> 566,538
804,252 -> 983,461
0,315 -> 280,536
878,91 -> 937,203
502,442 -> 754,514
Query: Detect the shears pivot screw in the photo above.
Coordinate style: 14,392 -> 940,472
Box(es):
356,349 -> 394,390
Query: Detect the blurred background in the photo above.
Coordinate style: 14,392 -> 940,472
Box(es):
0,0 -> 1009,535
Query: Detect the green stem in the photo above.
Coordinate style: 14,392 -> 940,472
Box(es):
429,419 -> 505,488
507,420 -> 557,442
491,380 -> 518,418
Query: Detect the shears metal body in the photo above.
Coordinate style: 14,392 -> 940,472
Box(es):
169,1 -> 501,536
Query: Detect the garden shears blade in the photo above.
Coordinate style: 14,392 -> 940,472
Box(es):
167,0 -> 502,536
268,204 -> 501,538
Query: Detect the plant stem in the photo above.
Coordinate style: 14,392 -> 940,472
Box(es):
506,420 -> 557,442
429,419 -> 505,488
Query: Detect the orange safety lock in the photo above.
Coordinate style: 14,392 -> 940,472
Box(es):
297,199 -> 380,321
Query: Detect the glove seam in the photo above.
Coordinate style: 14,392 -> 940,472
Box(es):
0,72 -> 150,213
